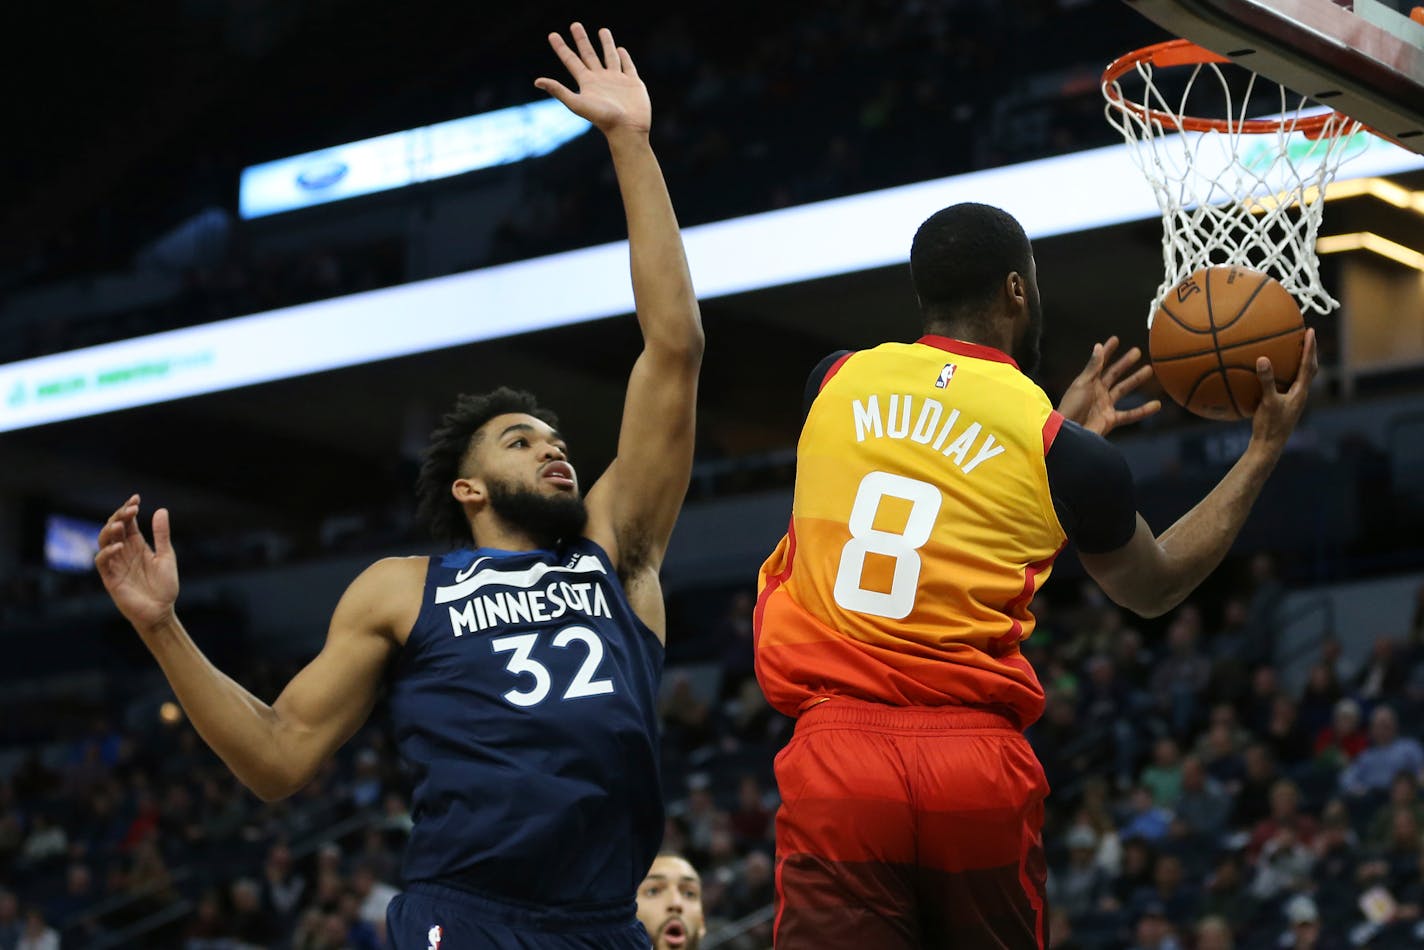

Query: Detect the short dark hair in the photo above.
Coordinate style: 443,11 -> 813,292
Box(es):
910,203 -> 1033,327
415,387 -> 560,547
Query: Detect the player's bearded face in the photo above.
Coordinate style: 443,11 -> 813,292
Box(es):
1015,279 -> 1044,374
486,476 -> 588,547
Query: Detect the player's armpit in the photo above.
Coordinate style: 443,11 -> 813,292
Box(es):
265,557 -> 417,797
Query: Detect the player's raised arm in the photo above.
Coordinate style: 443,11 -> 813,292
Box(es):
1077,330 -> 1317,617
536,24 -> 703,575
96,496 -> 410,800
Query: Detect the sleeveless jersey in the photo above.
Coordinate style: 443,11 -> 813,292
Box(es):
755,336 -> 1067,728
389,539 -> 664,907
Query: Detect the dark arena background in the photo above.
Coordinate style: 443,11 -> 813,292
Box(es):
4,1 -> 1424,947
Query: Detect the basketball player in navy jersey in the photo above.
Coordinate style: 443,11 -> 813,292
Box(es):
96,24 -> 700,949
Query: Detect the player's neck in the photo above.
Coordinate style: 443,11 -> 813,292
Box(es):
922,320 -> 1014,358
467,516 -> 548,553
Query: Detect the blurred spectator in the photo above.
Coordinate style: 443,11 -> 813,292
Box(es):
1195,914 -> 1234,950
728,775 -> 773,848
1278,894 -> 1337,949
1199,719 -> 1247,790
1298,662 -> 1344,739
1365,773 -> 1424,850
662,673 -> 715,753
352,861 -> 398,934
1121,787 -> 1172,843
1127,901 -> 1181,950
1175,755 -> 1231,838
1339,706 -> 1424,799
0,890 -> 18,950
1049,823 -> 1108,917
1313,698 -> 1368,770
1247,780 -> 1319,860
1199,853 -> 1255,928
1110,837 -> 1157,911
1242,665 -> 1282,735
1140,738 -> 1184,809
1080,654 -> 1138,787
17,815 -> 66,869
349,747 -> 385,810
1137,854 -> 1197,932
1150,607 -> 1211,738
725,850 -> 774,926
262,840 -> 306,923
229,877 -> 277,946
183,889 -> 225,945
14,908 -> 57,950
1264,695 -> 1313,767
1251,825 -> 1316,901
1233,744 -> 1280,827
1353,637 -> 1409,703
717,591 -> 756,700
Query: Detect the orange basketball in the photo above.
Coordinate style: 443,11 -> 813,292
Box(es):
1148,265 -> 1306,421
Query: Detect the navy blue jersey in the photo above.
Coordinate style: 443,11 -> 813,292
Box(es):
388,539 -> 664,908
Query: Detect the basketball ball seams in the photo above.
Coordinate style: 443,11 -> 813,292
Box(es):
1212,271 -> 1275,333
1183,367 -> 1241,420
1204,268 -> 1245,419
1156,298 -> 1212,334
1149,265 -> 1302,421
1147,325 -> 1305,363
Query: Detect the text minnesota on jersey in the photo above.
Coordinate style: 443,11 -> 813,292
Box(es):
436,554 -> 615,638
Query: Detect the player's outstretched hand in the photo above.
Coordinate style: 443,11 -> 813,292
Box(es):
95,494 -> 179,635
535,23 -> 650,137
1058,336 -> 1162,437
1250,328 -> 1317,449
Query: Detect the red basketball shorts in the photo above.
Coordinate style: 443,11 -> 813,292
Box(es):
772,699 -> 1050,949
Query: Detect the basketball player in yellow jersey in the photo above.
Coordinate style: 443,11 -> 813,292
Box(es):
757,203 -> 1317,949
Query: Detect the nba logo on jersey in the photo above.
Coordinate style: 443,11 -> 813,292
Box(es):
427,924 -> 442,950
935,363 -> 957,388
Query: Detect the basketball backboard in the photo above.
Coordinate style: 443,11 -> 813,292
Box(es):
1123,0 -> 1424,153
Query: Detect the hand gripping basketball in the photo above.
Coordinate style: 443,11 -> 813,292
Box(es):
1250,327 -> 1318,450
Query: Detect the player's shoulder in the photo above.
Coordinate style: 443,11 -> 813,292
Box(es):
337,556 -> 427,642
351,556 -> 429,594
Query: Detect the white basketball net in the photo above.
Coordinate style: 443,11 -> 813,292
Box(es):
1104,53 -> 1364,324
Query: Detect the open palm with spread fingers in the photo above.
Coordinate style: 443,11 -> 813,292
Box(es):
1059,335 -> 1162,437
535,23 -> 649,135
96,494 -> 179,633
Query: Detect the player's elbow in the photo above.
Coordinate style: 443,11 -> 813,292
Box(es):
659,326 -> 705,363
1092,573 -> 1178,619
242,764 -> 305,802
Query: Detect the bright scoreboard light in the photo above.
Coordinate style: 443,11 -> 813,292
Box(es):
4,131 -> 1420,433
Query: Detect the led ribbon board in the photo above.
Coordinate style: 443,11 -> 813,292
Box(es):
239,100 -> 594,219
4,130 -> 1420,433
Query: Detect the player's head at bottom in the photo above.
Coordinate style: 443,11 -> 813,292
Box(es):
637,852 -> 706,950
416,387 -> 586,549
911,202 -> 1043,374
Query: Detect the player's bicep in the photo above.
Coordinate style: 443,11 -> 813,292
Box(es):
1047,420 -> 1138,553
269,562 -> 404,785
1047,421 -> 1169,615
590,346 -> 700,566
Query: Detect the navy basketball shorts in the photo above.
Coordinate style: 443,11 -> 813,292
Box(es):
388,881 -> 650,950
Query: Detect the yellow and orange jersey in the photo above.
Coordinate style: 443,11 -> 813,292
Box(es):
755,335 -> 1066,727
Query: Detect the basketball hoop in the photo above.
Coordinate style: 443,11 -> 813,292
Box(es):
1103,39 -> 1367,323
